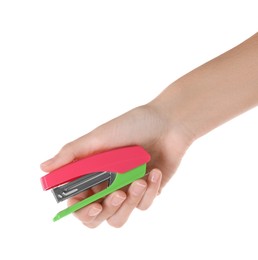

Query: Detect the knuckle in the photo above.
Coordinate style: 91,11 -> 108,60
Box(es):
60,142 -> 73,153
125,198 -> 138,207
59,142 -> 77,160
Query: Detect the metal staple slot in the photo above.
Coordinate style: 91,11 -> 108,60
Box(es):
51,171 -> 116,203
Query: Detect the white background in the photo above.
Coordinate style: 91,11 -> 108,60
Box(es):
0,1 -> 257,259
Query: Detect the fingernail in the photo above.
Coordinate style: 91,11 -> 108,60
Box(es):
88,206 -> 102,216
151,170 -> 161,183
40,159 -> 52,168
111,194 -> 126,206
132,182 -> 146,196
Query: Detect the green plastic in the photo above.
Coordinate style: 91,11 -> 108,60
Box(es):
53,164 -> 147,222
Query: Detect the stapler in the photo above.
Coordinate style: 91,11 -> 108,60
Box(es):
41,145 -> 151,222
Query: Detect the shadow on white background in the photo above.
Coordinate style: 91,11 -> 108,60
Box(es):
0,1 -> 257,259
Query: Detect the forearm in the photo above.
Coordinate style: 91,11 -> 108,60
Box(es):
150,33 -> 258,141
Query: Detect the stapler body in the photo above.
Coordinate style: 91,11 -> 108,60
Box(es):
41,145 -> 150,221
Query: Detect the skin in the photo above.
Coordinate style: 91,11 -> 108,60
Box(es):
41,32 -> 258,228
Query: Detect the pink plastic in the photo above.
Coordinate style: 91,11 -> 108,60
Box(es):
41,145 -> 150,190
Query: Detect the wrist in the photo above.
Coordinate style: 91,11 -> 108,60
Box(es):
146,86 -> 197,156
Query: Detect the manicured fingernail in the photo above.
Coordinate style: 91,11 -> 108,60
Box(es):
88,206 -> 102,216
151,170 -> 161,183
111,194 -> 126,206
132,182 -> 146,196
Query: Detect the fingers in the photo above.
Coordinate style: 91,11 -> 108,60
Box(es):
70,169 -> 162,228
137,169 -> 162,210
107,179 -> 147,227
68,191 -> 127,228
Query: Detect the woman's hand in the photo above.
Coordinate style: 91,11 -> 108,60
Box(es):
41,105 -> 193,228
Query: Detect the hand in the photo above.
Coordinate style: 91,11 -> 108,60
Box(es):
41,104 -> 193,228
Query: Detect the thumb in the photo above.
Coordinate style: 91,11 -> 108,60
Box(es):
40,130 -> 113,172
40,108 -> 148,172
